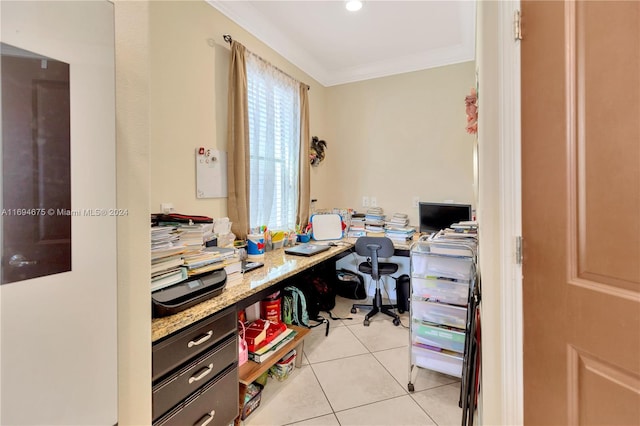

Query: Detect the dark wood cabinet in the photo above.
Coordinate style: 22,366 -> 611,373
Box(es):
152,306 -> 238,424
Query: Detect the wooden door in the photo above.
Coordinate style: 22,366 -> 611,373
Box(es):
522,1 -> 640,424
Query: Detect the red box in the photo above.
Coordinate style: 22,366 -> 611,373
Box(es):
261,298 -> 281,323
245,319 -> 287,352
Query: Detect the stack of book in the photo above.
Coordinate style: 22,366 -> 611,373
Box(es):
383,212 -> 415,242
245,319 -> 297,363
151,227 -> 187,292
365,207 -> 386,236
385,212 -> 409,227
347,213 -> 366,237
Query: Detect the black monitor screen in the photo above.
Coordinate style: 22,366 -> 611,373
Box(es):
419,202 -> 472,233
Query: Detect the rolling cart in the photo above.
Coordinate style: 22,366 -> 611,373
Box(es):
407,234 -> 480,426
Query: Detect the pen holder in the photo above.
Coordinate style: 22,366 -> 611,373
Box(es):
297,234 -> 311,243
247,233 -> 265,258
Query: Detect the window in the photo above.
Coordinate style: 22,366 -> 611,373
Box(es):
246,53 -> 300,230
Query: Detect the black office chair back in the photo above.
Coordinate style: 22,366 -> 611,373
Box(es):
355,237 -> 395,281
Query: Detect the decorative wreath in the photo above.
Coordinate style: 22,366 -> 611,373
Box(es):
465,88 -> 478,135
309,136 -> 327,167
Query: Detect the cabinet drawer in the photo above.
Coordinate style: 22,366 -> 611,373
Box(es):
153,307 -> 236,381
412,346 -> 462,378
154,365 -> 239,426
153,334 -> 237,420
412,277 -> 469,306
412,301 -> 467,330
413,322 -> 466,353
412,254 -> 473,282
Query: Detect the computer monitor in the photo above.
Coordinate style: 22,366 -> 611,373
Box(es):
419,202 -> 472,233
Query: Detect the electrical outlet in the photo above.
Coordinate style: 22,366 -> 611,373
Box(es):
370,197 -> 377,207
412,196 -> 420,207
362,196 -> 369,207
160,202 -> 173,213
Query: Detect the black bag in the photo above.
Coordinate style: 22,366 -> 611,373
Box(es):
335,269 -> 367,300
394,274 -> 411,313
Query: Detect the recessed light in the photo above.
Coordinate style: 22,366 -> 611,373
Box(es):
346,0 -> 362,12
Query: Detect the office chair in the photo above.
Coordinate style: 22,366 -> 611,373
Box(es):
350,237 -> 401,326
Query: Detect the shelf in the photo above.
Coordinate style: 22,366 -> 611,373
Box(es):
238,324 -> 309,385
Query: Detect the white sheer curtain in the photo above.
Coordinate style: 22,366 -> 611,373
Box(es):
246,52 -> 300,230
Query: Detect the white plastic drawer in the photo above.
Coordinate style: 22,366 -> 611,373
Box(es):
412,345 -> 463,378
411,254 -> 473,281
413,322 -> 466,353
412,277 -> 469,306
412,301 -> 467,330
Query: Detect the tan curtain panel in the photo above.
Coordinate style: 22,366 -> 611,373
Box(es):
297,83 -> 310,228
226,41 -> 250,240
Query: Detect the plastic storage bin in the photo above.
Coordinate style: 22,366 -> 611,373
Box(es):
412,345 -> 463,378
413,322 -> 466,353
411,277 -> 469,306
270,349 -> 296,381
412,300 -> 467,330
411,253 -> 474,282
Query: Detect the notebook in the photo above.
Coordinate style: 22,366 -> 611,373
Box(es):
284,243 -> 331,257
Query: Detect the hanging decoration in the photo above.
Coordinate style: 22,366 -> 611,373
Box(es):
465,87 -> 478,135
309,136 -> 327,166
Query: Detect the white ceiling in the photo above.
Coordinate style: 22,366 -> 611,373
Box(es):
207,1 -> 477,87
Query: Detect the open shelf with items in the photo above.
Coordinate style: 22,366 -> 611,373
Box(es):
238,324 -> 309,385
407,233 -> 480,426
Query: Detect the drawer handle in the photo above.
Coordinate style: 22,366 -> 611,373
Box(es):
188,331 -> 213,348
194,410 -> 215,426
188,363 -> 214,384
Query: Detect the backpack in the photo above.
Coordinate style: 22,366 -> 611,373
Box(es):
281,285 -> 330,336
335,269 -> 367,300
300,274 -> 352,323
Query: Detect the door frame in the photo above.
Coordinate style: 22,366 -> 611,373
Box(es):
497,1 -> 523,424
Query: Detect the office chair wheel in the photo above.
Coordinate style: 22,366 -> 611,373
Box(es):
363,318 -> 370,326
408,383 -> 415,392
351,307 -> 357,314
393,318 -> 401,326
398,308 -> 405,314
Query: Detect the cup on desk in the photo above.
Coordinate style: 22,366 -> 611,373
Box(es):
247,233 -> 265,258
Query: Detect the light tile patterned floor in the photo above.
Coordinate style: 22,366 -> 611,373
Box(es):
243,296 -> 463,426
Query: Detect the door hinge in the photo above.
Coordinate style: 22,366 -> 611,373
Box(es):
515,236 -> 523,265
514,9 -> 523,41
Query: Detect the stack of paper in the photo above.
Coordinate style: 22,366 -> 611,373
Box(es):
183,247 -> 240,277
427,225 -> 478,257
151,227 -> 187,292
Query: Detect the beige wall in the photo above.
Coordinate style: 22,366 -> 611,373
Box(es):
321,62 -> 476,226
476,0 -> 503,424
149,0 -> 327,217
115,1 -> 152,425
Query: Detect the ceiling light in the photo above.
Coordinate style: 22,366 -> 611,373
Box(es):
345,0 -> 362,12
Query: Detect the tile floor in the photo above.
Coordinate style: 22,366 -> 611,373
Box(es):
243,295 -> 463,426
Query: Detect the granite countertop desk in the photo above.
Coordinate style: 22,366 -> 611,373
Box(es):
151,242 -> 354,343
